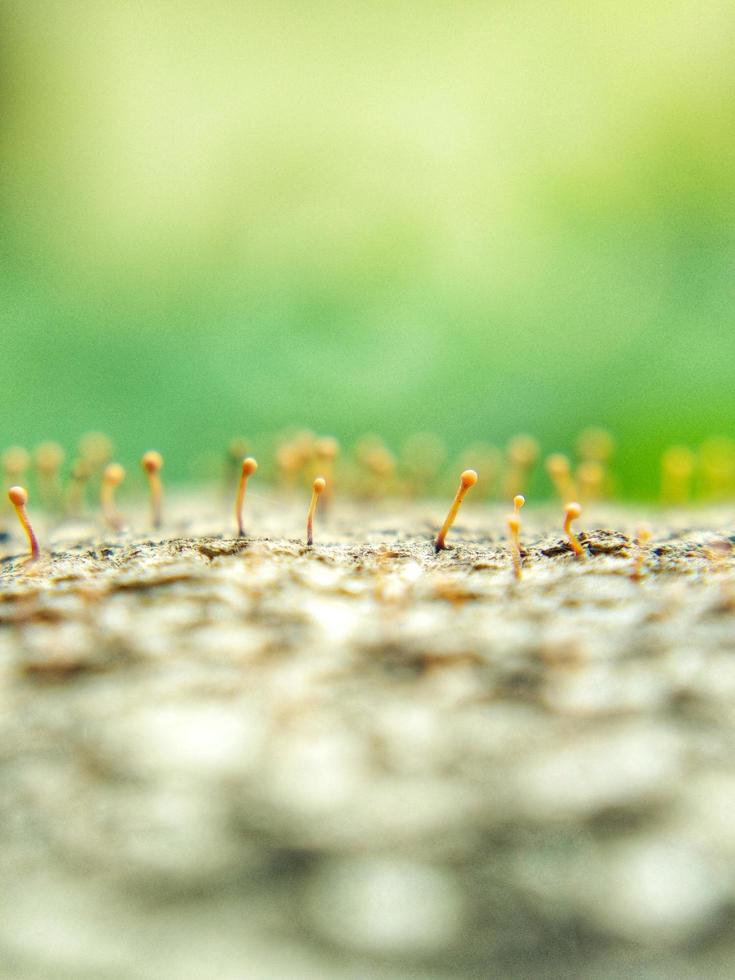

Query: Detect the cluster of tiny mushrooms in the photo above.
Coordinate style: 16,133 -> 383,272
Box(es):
4,449 -> 655,582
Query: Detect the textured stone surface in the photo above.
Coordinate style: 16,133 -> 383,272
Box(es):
1,499 -> 734,979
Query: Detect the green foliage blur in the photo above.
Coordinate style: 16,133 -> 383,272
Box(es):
1,1 -> 733,497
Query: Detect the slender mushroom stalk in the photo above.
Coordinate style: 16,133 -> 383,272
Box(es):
79,432 -> 113,472
631,523 -> 652,581
577,461 -> 604,503
564,501 -> 584,558
306,477 -> 326,546
546,453 -> 576,502
661,446 -> 694,505
8,486 -> 39,560
101,463 -> 126,530
435,469 -> 478,552
503,435 -> 539,498
141,451 -> 164,529
577,427 -> 615,500
235,457 -> 258,537
506,496 -> 525,583
35,441 -> 64,512
66,457 -> 92,516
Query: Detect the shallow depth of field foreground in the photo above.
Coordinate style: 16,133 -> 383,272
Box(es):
2,491 -> 735,979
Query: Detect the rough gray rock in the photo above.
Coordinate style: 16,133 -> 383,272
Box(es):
1,501 -> 734,979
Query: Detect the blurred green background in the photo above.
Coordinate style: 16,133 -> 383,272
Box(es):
1,1 -> 733,496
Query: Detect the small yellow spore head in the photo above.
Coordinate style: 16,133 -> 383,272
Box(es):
577,460 -> 604,496
35,442 -> 64,473
142,450 -> 163,475
577,427 -> 615,463
315,437 -> 339,460
546,453 -> 570,477
103,463 -> 125,486
565,501 -> 582,521
460,469 -> 478,489
8,485 -> 27,508
313,477 -> 327,494
242,457 -> 258,477
514,494 -> 525,512
546,453 -> 576,500
2,447 -> 30,475
507,435 -> 540,466
663,445 -> 695,476
79,432 -> 113,466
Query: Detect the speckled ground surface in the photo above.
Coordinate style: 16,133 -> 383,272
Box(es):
1,497 -> 735,979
